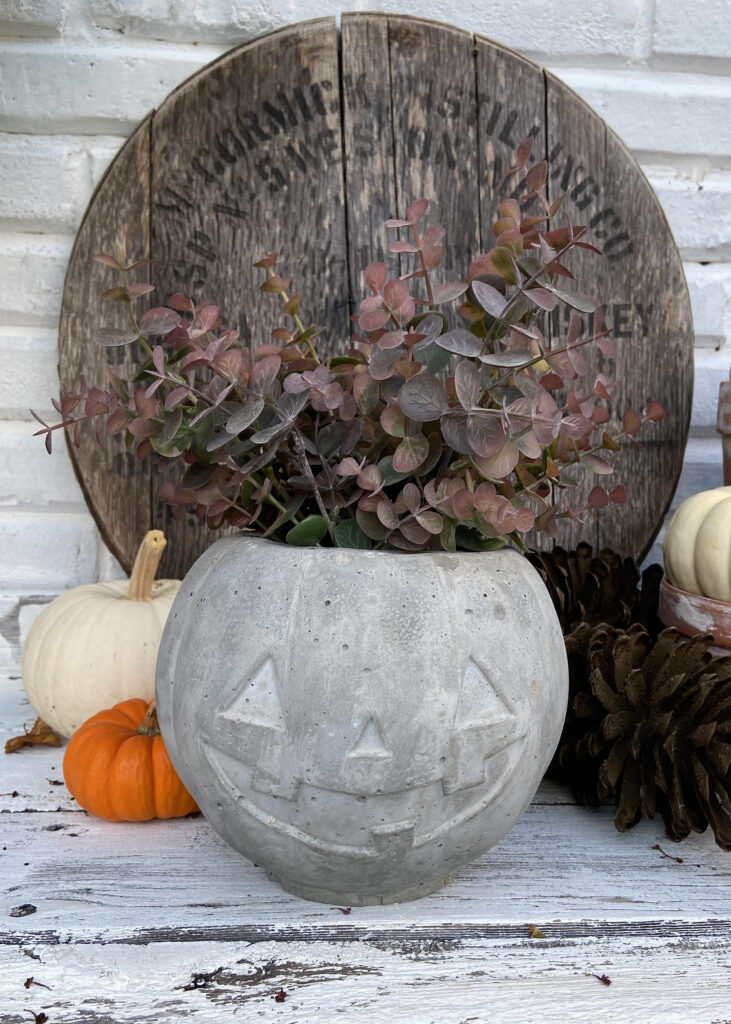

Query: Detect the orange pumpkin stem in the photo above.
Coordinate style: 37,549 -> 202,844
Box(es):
137,700 -> 161,737
125,530 -> 167,602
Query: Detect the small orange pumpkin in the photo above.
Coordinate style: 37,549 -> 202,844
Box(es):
63,699 -> 198,822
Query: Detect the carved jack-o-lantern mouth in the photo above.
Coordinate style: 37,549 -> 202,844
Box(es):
200,655 -> 528,859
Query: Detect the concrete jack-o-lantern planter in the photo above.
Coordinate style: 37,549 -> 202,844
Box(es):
156,536 -> 568,905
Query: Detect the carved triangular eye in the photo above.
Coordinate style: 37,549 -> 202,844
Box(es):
454,657 -> 515,730
222,658 -> 286,731
347,718 -> 390,758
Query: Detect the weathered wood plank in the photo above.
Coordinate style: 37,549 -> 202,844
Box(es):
474,36 -> 546,253
58,118 -> 153,574
388,15 -> 480,287
148,19 -> 349,579
340,13 -> 397,316
2,935 -> 731,1023
544,73 -> 694,558
2,803 -> 728,945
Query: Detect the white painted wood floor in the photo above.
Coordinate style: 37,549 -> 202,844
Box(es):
1,670 -> 730,1023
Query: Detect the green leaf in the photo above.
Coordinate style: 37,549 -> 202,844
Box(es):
334,520 -> 373,550
377,456 -> 410,487
285,515 -> 328,546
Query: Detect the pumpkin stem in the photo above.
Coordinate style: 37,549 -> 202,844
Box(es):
137,700 -> 161,737
125,530 -> 167,601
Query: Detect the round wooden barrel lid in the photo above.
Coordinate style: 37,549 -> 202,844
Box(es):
59,14 -> 693,579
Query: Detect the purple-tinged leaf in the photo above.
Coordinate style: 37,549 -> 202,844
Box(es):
560,413 -> 593,439
440,411 -> 472,454
645,400 -> 665,421
357,464 -> 382,492
93,327 -> 139,347
473,441 -> 520,480
583,454 -> 614,475
478,350 -> 532,368
385,218 -> 409,228
473,481 -> 497,513
467,412 -> 504,458
515,429 -> 542,459
378,329 -> 406,350
389,240 -> 418,254
393,432 -> 429,473
102,286 -> 128,301
196,305 -> 219,334
140,307 -> 181,335
370,345 -> 406,381
454,360 -> 481,411
450,488 -> 475,520
609,484 -> 627,504
152,345 -> 166,374
359,308 -> 391,332
436,328 -> 482,357
514,137 -> 534,169
588,485 -> 610,510
399,520 -> 431,545
398,373 -> 448,422
415,510 -> 444,535
336,457 -> 360,477
93,253 -> 122,269
364,261 -> 388,292
127,283 -> 155,298
525,160 -> 548,192
472,280 -> 507,318
165,386 -> 190,411
168,293 -> 195,313
125,257 -> 153,271
360,293 -> 385,313
407,198 -> 429,222
546,284 -> 598,314
356,507 -> 388,541
623,409 -> 642,435
252,354 -> 281,395
353,371 -> 380,414
595,373 -> 615,401
381,404 -> 407,438
397,483 -> 421,515
596,335 -> 617,358
128,418 -> 156,438
432,281 -> 468,304
226,399 -> 265,434
376,499 -> 400,530
524,287 -> 557,312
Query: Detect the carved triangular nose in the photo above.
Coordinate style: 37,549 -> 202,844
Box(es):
348,718 -> 390,758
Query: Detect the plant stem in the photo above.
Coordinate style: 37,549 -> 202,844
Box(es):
137,701 -> 161,737
125,530 -> 166,601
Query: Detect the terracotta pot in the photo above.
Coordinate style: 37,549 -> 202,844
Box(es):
658,576 -> 731,651
155,536 -> 568,905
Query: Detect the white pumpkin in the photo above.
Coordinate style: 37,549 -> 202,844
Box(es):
22,531 -> 180,738
663,486 -> 731,603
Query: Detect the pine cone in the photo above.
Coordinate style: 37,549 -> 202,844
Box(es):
552,623 -> 731,849
528,543 -> 663,635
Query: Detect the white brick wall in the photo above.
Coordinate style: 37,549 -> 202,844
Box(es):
0,0 -> 729,636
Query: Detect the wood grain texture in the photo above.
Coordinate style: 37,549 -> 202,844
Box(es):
544,73 -> 694,557
388,15 -> 480,285
2,937 -> 731,1023
340,14 -> 397,314
149,19 -> 348,579
2,669 -> 730,1022
58,117 -> 153,574
59,14 -> 693,573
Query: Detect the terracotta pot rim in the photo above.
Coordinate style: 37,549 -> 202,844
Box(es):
658,575 -> 731,649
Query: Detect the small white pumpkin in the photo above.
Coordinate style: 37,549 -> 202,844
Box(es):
663,486 -> 731,603
22,531 -> 180,738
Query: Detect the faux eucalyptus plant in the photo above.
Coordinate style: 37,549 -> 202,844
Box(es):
35,138 -> 663,552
